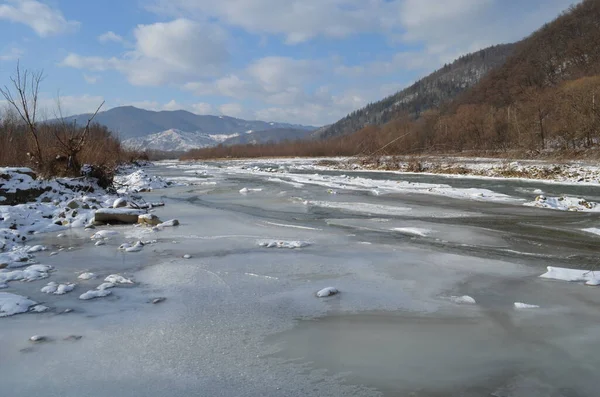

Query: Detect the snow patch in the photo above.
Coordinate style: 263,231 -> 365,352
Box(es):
450,295 -> 476,304
104,274 -> 134,284
514,302 -> 540,309
540,266 -> 600,284
316,287 -> 339,297
79,289 -> 111,300
258,240 -> 310,249
0,292 -> 36,317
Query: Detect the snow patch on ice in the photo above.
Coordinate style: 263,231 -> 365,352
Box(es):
514,302 -> 540,309
104,274 -> 134,284
41,282 -> 76,295
0,292 -> 36,317
450,295 -> 476,304
316,287 -> 339,297
540,266 -> 600,284
0,264 -> 53,284
258,240 -> 310,249
78,272 -> 97,280
525,195 -> 600,212
79,289 -> 111,300
392,227 -> 433,237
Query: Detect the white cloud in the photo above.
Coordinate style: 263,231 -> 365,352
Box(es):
190,102 -> 213,115
0,46 -> 25,61
61,19 -> 229,86
98,31 -> 124,44
0,0 -> 79,37
117,99 -> 214,116
148,0 -> 386,44
219,103 -> 244,118
83,74 -> 100,84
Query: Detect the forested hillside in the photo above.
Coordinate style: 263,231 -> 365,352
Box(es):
313,44 -> 516,140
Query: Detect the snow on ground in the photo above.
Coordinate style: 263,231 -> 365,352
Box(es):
0,292 -> 36,317
524,195 -> 600,212
114,169 -> 173,194
258,240 -> 310,249
540,266 -> 600,286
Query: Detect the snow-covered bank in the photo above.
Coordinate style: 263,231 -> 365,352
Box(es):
0,165 -> 172,269
308,156 -> 600,185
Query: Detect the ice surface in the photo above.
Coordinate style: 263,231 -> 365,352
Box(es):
0,292 -> 36,317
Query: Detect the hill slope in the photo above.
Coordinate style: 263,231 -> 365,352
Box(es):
63,106 -> 315,140
221,128 -> 312,146
313,44 -> 516,140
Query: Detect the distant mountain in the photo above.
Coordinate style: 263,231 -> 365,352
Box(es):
122,129 -> 239,152
313,43 -> 516,140
221,128 -> 312,146
122,127 -> 314,152
62,106 -> 315,140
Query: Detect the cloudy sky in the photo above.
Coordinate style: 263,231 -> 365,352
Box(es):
0,0 -> 579,125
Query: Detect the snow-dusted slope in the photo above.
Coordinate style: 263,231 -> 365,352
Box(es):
123,129 -> 240,152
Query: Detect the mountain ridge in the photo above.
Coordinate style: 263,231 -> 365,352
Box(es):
61,106 -> 316,140
313,43 -> 517,140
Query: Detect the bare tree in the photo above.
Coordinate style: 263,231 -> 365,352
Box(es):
53,94 -> 104,171
0,62 -> 45,166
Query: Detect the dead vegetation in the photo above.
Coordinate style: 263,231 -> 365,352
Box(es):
0,63 -> 142,179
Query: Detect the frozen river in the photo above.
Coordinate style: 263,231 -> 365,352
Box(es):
2,159 -> 600,396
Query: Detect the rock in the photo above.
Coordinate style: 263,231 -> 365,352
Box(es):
158,219 -> 180,228
29,335 -> 46,342
151,297 -> 166,304
138,213 -> 162,226
183,254 -> 191,259
64,335 -> 83,342
113,197 -> 128,208
94,208 -> 145,224
66,200 -> 79,209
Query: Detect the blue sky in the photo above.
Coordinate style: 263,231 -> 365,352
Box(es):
0,0 -> 580,125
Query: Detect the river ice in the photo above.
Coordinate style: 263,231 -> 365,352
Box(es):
2,159 -> 600,396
